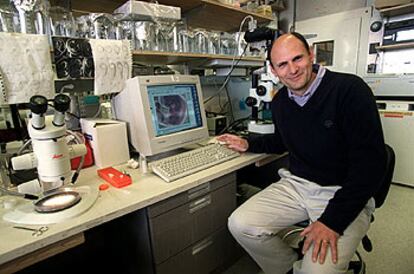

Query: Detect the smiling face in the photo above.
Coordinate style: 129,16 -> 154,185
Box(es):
270,34 -> 316,96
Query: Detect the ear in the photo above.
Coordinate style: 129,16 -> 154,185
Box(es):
270,62 -> 277,76
309,45 -> 315,62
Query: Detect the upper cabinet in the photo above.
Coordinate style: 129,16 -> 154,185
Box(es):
375,0 -> 414,16
70,0 -> 281,32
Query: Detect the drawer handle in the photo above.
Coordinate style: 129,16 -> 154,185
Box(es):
192,237 -> 213,255
188,183 -> 211,200
189,195 -> 211,213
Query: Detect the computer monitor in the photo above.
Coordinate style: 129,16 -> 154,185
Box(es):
112,75 -> 209,156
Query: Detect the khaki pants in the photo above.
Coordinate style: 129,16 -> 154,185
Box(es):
228,169 -> 375,274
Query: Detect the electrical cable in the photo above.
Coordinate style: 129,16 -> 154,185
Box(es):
16,139 -> 32,155
218,107 -> 265,135
203,44 -> 248,105
218,115 -> 251,135
65,111 -> 80,120
66,130 -> 86,184
291,0 -> 297,32
224,84 -> 235,123
203,14 -> 255,105
0,186 -> 38,200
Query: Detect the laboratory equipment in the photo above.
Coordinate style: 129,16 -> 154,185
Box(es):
295,6 -> 414,187
151,143 -> 239,182
377,101 -> 414,187
112,75 -> 209,157
11,94 -> 87,193
34,190 -> 81,212
244,27 -> 280,134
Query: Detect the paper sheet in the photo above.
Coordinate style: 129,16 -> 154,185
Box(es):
89,39 -> 132,95
0,32 -> 54,104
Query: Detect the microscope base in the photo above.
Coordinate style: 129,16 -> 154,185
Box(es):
3,185 -> 98,225
248,122 -> 275,135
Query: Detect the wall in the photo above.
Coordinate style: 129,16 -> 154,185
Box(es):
279,0 -> 374,32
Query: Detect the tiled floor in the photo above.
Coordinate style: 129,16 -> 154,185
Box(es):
221,184 -> 414,274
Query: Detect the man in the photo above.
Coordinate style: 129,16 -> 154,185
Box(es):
217,32 -> 386,274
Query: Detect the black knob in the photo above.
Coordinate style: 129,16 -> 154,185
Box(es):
370,21 -> 382,32
54,94 -> 71,113
256,85 -> 267,96
245,97 -> 258,107
29,95 -> 48,115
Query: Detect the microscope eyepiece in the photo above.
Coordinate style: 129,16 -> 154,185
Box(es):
54,94 -> 71,113
29,95 -> 48,115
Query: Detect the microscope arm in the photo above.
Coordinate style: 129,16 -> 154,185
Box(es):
68,144 -> 87,159
11,153 -> 38,171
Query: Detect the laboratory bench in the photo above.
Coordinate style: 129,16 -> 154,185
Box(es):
0,151 -> 278,274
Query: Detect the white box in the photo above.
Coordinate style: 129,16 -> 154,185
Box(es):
80,119 -> 130,168
114,0 -> 181,21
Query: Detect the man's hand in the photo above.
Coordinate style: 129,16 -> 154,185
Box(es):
300,221 -> 340,264
216,134 -> 249,152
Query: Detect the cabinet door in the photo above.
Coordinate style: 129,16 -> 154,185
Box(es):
156,227 -> 241,274
149,181 -> 237,264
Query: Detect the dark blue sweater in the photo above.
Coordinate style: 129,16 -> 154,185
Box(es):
247,69 -> 386,234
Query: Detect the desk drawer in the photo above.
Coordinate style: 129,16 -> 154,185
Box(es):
156,227 -> 240,274
149,180 -> 236,264
147,173 -> 236,218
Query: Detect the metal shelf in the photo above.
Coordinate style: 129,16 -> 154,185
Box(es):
132,50 -> 264,66
376,42 -> 414,51
379,3 -> 414,17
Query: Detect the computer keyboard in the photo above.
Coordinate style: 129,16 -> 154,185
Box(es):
150,143 -> 240,182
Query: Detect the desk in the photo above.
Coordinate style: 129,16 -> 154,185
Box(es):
0,152 -> 274,273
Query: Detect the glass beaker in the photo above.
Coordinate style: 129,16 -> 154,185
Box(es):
12,0 -> 50,34
90,13 -> 115,39
208,31 -> 220,55
170,20 -> 186,52
220,32 -> 236,56
177,29 -> 190,53
49,5 -> 75,37
134,20 -> 155,51
0,0 -> 18,32
194,30 -> 209,54
74,15 -> 91,38
155,21 -> 175,52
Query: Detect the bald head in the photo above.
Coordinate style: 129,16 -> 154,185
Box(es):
269,33 -> 310,66
269,32 -> 315,95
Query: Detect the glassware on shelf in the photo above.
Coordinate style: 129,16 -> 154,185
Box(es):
90,13 -> 115,39
170,20 -> 186,53
194,30 -> 209,54
208,31 -> 220,55
113,14 -> 135,41
220,32 -> 237,56
134,20 -> 156,51
0,0 -> 18,32
154,21 -> 175,52
11,0 -> 50,34
75,15 -> 91,38
49,5 -> 75,37
177,29 -> 189,53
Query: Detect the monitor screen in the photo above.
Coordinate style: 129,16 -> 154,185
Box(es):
112,75 -> 209,156
147,84 -> 203,137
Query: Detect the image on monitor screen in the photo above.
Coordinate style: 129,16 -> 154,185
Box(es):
147,84 -> 203,137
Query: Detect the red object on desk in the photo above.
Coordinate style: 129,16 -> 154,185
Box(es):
71,140 -> 94,170
97,167 -> 132,188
